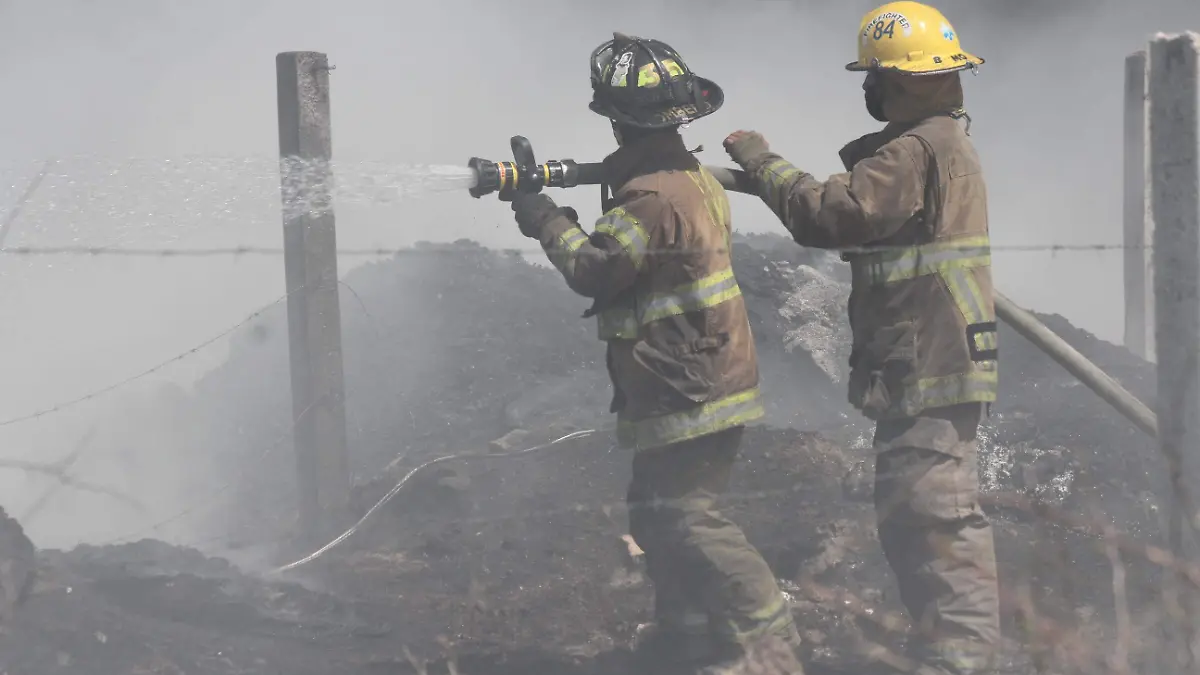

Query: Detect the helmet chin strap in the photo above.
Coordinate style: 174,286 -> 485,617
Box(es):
611,122 -> 624,147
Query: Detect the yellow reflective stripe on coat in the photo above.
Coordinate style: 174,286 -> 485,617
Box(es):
546,227 -> 590,278
912,369 -> 998,409
851,235 -> 998,359
685,168 -> 733,249
757,158 -> 804,208
851,235 -> 998,407
852,236 -> 991,285
641,268 -> 742,324
617,388 -> 765,450
595,267 -> 744,340
716,591 -> 796,643
696,165 -> 729,228
685,171 -> 721,236
594,206 -> 650,270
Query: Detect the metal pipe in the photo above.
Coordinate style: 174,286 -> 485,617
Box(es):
995,293 -> 1157,437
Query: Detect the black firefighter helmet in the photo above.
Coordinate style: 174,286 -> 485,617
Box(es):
589,33 -> 724,129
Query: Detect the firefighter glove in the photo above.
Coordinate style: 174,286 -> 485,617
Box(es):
511,192 -> 576,239
723,130 -> 772,169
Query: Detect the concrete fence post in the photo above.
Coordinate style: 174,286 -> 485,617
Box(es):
1124,50 -> 1154,362
276,51 -> 350,543
1149,31 -> 1200,669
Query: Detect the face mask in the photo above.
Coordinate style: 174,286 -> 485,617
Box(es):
611,122 -> 625,146
863,72 -> 887,122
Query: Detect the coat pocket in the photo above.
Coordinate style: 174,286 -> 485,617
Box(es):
847,321 -> 917,420
631,333 -> 728,404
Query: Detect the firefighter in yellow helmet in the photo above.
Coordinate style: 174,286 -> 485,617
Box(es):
722,3 -> 999,674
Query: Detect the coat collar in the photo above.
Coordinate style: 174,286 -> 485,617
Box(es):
602,131 -> 699,192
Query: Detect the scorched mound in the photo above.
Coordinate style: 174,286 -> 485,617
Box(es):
3,234 -> 1179,674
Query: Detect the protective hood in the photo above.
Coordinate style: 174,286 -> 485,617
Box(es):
881,72 -> 965,123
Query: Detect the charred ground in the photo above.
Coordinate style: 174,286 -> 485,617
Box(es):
0,234 -> 1181,675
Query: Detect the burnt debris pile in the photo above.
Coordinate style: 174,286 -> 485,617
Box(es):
0,234 -> 1180,675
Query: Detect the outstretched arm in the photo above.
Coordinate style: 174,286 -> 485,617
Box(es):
512,192 -> 662,301
724,131 -> 928,249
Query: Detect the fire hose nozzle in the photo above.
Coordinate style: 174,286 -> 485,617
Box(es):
467,136 -> 583,198
467,156 -> 505,199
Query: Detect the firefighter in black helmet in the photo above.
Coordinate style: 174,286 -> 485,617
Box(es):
505,33 -> 805,674
587,34 -> 722,135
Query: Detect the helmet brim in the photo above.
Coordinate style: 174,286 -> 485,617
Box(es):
845,52 -> 985,74
591,76 -> 724,129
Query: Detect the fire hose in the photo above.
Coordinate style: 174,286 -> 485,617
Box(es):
269,136 -> 1157,575
269,429 -> 600,574
467,136 -> 1158,439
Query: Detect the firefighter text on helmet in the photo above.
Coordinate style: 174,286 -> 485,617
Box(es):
847,1 -> 985,75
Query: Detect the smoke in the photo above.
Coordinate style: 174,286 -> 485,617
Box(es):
0,0 -> 1197,548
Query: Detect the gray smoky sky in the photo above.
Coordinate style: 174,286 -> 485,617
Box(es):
0,1 -> 1197,546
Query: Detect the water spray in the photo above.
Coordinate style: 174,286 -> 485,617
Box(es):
466,135 -> 755,199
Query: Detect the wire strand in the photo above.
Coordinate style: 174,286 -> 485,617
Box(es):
0,292 -> 287,428
0,242 -> 1144,257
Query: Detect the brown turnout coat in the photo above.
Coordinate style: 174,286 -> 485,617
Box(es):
536,132 -> 763,449
741,76 -> 998,420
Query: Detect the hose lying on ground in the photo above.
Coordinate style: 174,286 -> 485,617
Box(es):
269,429 -> 598,575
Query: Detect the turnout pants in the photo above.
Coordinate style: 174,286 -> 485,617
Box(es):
627,426 -> 796,649
873,403 -> 1000,675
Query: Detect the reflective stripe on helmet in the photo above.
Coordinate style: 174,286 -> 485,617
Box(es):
617,387 -> 764,450
634,59 -> 685,88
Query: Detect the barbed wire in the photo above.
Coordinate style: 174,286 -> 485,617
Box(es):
0,291 -> 288,428
0,242 -> 1147,258
100,397 -> 321,547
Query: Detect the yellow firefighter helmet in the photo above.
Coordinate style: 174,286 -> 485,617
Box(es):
846,2 -> 984,75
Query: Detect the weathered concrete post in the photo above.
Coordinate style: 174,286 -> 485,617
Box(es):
1124,50 -> 1155,362
1149,31 -> 1200,669
276,51 -> 350,542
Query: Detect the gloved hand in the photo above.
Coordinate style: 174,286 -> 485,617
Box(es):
723,130 -> 772,169
509,192 -> 576,239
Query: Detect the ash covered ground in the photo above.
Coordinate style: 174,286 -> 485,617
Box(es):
0,233 -> 1182,675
